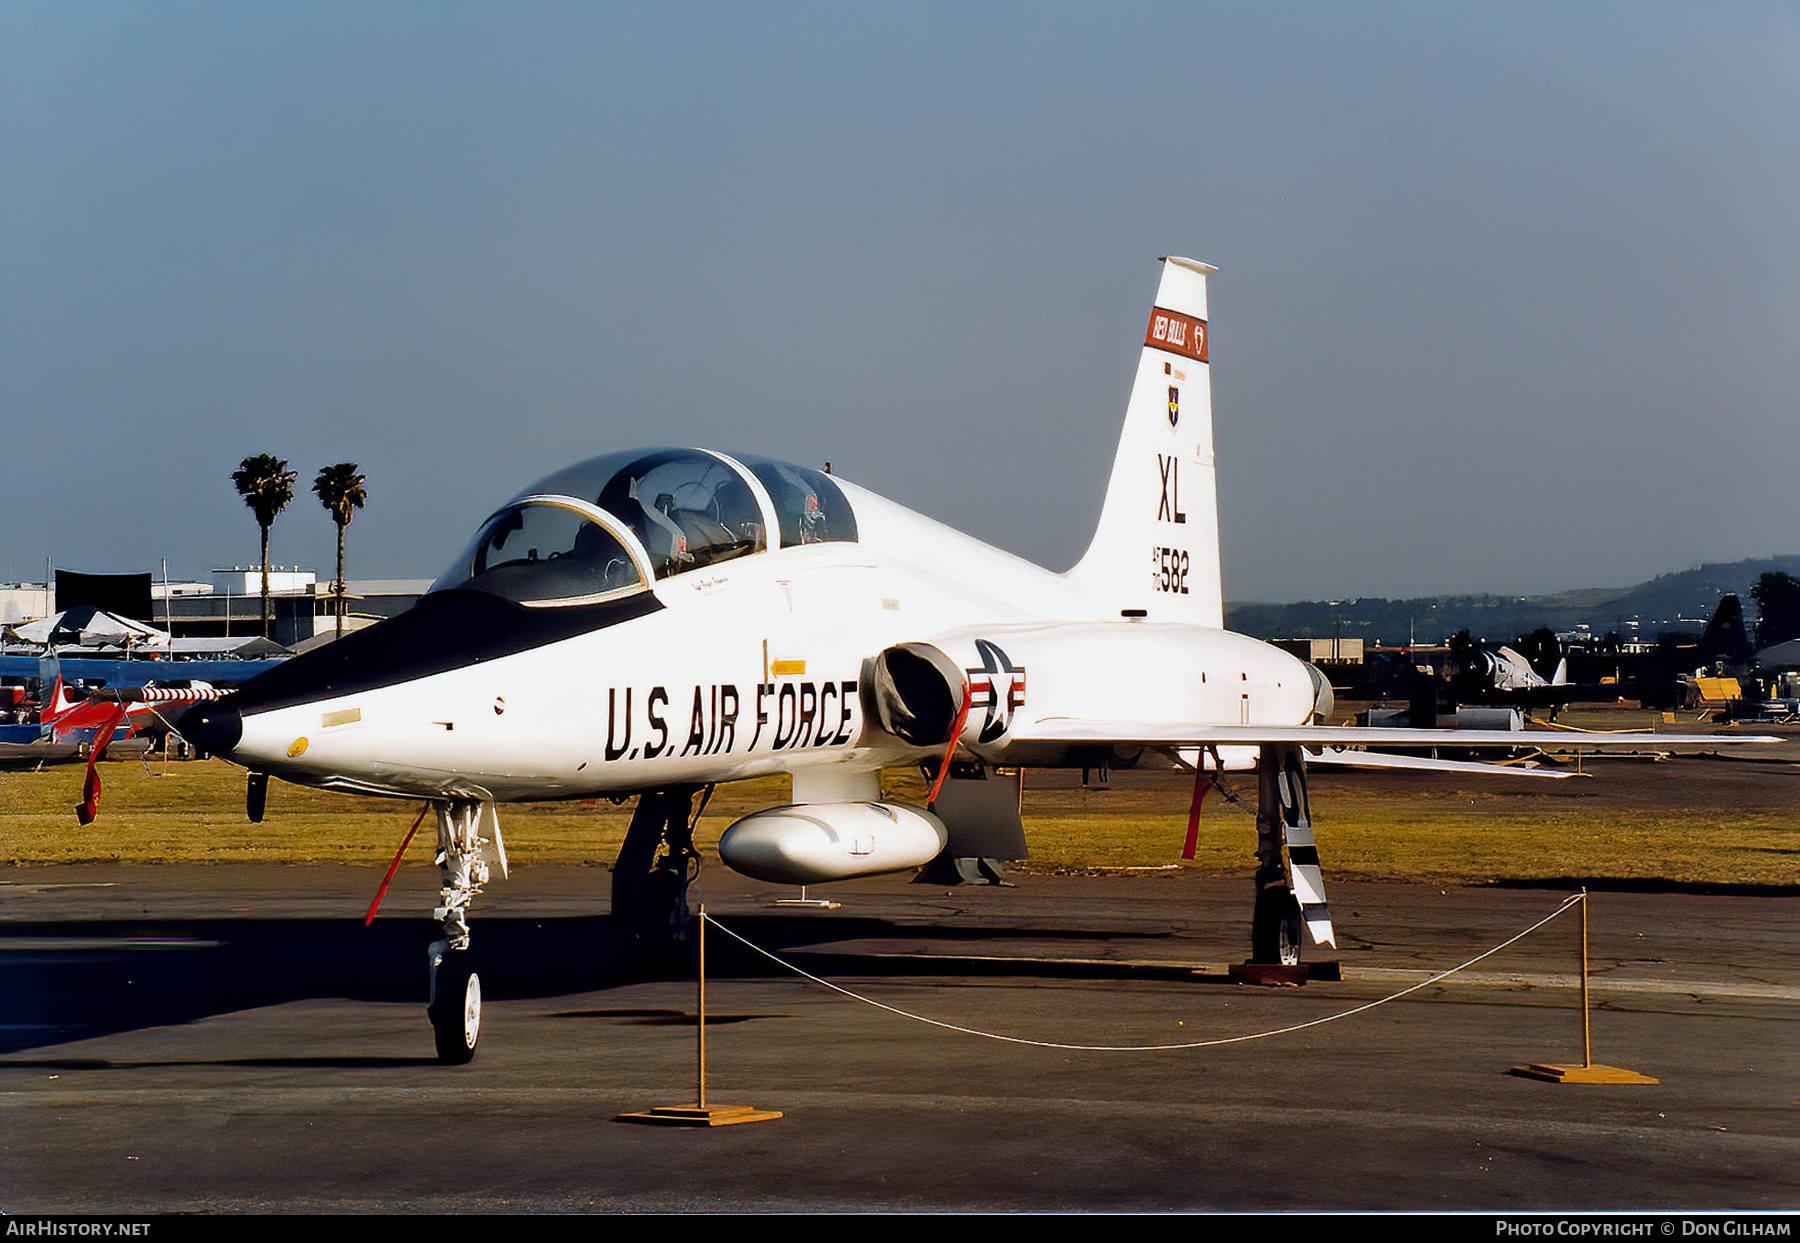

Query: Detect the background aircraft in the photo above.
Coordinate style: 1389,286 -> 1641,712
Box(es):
1562,596 -> 1760,710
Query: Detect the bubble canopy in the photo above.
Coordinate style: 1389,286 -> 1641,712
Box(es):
430,448 -> 857,606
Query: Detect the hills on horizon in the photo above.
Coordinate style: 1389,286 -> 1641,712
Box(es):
1224,555 -> 1800,647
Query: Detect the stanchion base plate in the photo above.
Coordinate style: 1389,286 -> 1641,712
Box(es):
617,1103 -> 784,1126
1509,1063 -> 1659,1084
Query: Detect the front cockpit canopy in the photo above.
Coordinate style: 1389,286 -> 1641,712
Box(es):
439,500 -> 647,606
430,448 -> 857,606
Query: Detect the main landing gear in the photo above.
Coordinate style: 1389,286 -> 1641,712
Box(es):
612,785 -> 708,950
1252,877 -> 1304,966
1249,743 -> 1334,967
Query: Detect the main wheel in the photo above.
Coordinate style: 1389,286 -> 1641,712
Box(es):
429,950 -> 481,1064
1251,886 -> 1303,966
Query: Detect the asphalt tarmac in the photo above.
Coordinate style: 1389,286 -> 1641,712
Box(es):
2,861 -> 1796,1215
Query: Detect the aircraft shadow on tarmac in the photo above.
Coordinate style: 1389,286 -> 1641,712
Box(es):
0,910 -> 1195,1055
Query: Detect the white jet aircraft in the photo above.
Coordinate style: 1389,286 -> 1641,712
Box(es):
159,256 -> 1768,1062
1484,646 -> 1568,693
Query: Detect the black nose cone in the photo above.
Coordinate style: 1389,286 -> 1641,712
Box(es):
178,700 -> 242,759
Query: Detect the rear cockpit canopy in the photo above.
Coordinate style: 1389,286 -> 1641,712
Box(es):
430,448 -> 857,606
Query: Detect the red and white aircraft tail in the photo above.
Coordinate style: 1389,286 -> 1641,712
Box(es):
36,651 -> 129,745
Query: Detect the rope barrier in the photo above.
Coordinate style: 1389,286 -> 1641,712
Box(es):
701,893 -> 1585,1052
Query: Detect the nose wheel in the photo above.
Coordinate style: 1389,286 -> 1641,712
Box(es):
425,797 -> 499,1063
429,943 -> 481,1064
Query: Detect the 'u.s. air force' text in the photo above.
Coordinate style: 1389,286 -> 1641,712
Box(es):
604,680 -> 857,761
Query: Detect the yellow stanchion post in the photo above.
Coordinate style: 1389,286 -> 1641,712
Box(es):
1511,890 -> 1658,1084
618,906 -> 784,1126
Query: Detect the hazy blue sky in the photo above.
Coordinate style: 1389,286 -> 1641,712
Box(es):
5,1 -> 1796,603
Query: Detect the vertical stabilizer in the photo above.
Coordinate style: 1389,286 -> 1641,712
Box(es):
38,650 -> 70,720
1067,256 -> 1222,626
37,649 -> 82,742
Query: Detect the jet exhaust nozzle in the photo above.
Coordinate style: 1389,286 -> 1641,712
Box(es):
1307,663 -> 1335,723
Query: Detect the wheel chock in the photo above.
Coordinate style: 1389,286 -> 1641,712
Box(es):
1228,960 -> 1342,986
1229,962 -> 1308,986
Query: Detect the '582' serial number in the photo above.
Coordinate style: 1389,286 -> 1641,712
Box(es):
1151,545 -> 1190,594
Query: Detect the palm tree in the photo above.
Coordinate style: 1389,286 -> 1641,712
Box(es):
312,463 -> 367,638
232,454 -> 297,640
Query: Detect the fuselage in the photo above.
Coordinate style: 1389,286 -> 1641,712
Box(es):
186,451 -> 1315,802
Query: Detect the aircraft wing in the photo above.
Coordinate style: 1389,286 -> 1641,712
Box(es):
1304,747 -> 1576,778
993,720 -> 1776,781
1007,720 -> 1778,750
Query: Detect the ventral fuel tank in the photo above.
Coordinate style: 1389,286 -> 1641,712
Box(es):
717,802 -> 948,886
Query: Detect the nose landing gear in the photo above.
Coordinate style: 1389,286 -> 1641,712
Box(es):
426,797 -> 501,1063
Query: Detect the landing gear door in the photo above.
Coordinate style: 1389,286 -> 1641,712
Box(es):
929,767 -> 1028,861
